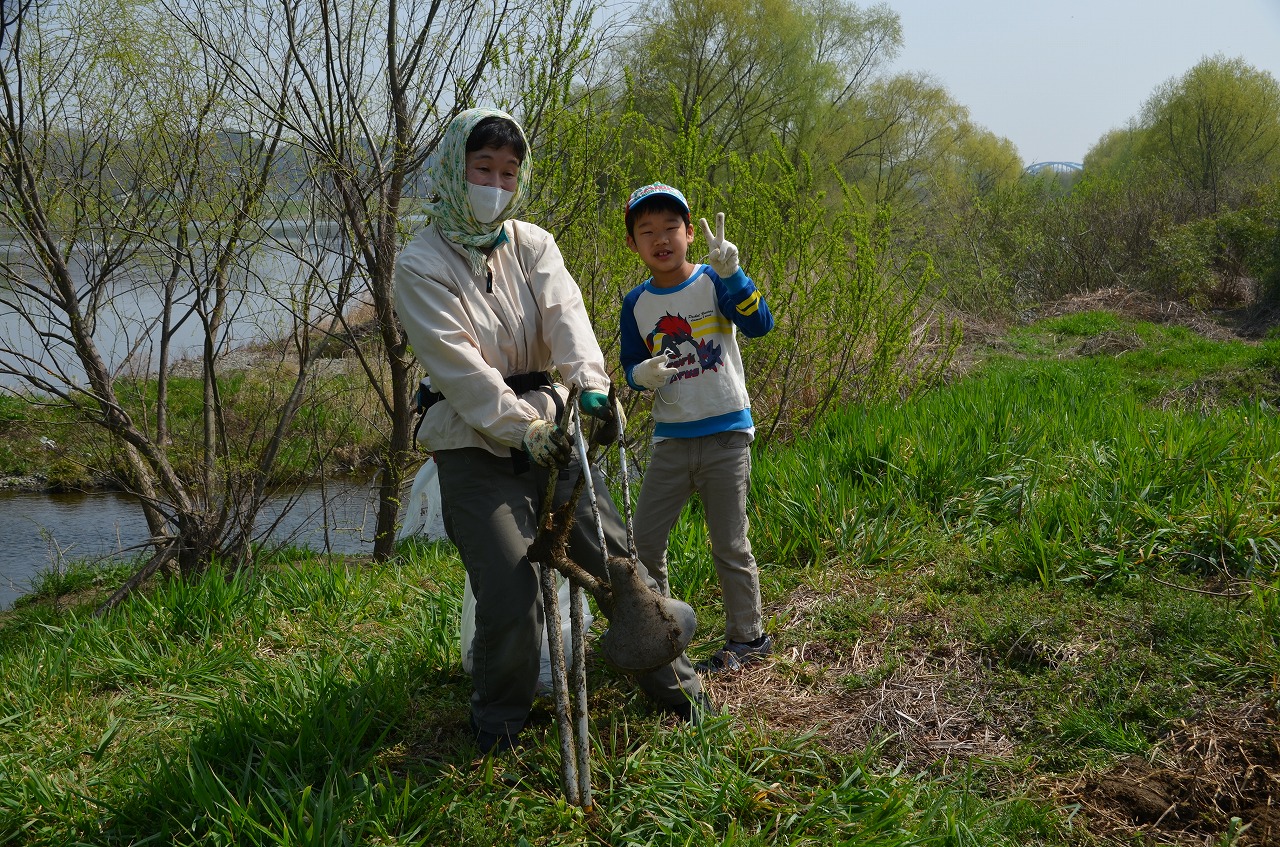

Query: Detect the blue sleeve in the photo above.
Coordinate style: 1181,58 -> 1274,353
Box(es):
619,286 -> 650,391
713,268 -> 774,338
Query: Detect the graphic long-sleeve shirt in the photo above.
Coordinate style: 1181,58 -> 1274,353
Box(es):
620,264 -> 773,439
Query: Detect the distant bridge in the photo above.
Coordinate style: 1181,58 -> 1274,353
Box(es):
1024,161 -> 1083,175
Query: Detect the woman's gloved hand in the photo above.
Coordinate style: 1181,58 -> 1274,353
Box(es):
580,390 -> 610,419
632,354 -> 678,390
523,419 -> 572,467
581,391 -> 626,446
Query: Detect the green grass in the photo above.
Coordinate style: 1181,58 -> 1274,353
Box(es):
0,364 -> 384,490
1,544 -> 1032,846
1,310 -> 1278,845
750,318 -> 1280,586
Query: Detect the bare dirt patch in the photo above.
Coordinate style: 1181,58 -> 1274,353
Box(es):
710,574 -> 1278,846
1054,702 -> 1280,846
1073,329 -> 1145,357
1035,287 -> 1245,343
1153,368 -> 1280,413
167,344 -> 363,380
705,639 -> 1016,769
948,286 -> 1275,381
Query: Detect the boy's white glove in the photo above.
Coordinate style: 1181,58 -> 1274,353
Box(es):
633,354 -> 678,390
699,212 -> 739,278
523,419 -> 572,467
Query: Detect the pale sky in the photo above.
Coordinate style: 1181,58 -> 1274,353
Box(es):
883,1 -> 1280,166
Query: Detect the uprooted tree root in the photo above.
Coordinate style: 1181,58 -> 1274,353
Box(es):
1055,702 -> 1280,846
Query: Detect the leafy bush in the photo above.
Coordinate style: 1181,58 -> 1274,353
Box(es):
1150,182 -> 1280,305
938,153 -> 1280,311
540,97 -> 958,447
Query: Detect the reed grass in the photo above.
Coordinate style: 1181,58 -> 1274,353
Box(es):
749,320 -> 1280,588
0,541 -> 1036,846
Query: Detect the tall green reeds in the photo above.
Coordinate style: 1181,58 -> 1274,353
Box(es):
3,313 -> 1274,845
0,546 -> 464,845
750,341 -> 1280,585
0,540 -> 1048,846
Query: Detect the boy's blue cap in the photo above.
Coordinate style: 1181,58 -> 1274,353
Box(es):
624,182 -> 690,218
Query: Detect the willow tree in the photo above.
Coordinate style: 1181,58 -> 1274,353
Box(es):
617,0 -> 903,183
1138,55 -> 1280,212
170,0 -> 608,559
0,0 -> 340,604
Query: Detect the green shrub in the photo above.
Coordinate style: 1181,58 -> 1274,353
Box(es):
1150,185 -> 1280,305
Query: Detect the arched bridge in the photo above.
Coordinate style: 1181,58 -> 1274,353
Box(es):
1024,161 -> 1084,175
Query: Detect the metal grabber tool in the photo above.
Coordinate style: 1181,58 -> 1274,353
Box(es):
527,386 -> 698,809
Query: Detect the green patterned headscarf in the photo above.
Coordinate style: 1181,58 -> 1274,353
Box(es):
426,107 -> 531,274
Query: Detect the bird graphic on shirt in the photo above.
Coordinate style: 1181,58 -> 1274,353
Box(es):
646,313 -> 726,375
648,314 -> 695,358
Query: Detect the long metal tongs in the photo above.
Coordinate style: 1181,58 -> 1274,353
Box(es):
531,386 -> 594,809
530,386 -> 652,810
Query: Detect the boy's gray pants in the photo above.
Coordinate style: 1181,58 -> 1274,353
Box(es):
436,447 -> 703,738
632,431 -> 764,644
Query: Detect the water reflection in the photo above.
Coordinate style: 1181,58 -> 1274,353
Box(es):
0,479 -> 380,611
0,225 -> 346,390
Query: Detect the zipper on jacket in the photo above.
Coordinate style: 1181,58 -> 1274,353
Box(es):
486,269 -> 493,293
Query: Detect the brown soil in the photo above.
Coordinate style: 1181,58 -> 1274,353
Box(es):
1057,702 -> 1280,846
1074,329 -> 1145,357
703,573 -> 1016,767
705,638 -> 1017,765
712,646 -> 1278,845
947,286 -> 1278,384
1032,286 -> 1254,343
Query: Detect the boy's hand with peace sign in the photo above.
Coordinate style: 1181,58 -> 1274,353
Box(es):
699,212 -> 739,278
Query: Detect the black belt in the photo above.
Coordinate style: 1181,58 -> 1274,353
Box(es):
414,371 -> 560,473
415,371 -> 552,416
505,372 -> 559,475
505,371 -> 552,394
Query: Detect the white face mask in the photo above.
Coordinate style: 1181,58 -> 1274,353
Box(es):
468,183 -> 514,224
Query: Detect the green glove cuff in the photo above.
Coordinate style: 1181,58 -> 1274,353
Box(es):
580,390 -> 611,419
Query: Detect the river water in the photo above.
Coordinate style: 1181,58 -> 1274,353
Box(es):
0,226 -> 395,610
0,478 -> 384,610
0,223 -> 347,391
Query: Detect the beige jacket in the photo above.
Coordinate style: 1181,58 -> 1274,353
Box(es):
394,219 -> 611,457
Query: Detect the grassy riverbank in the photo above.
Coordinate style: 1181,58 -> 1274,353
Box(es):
2,308 -> 1278,845
0,351 -> 384,492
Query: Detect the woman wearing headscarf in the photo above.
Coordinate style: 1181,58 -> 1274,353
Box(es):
394,108 -> 707,754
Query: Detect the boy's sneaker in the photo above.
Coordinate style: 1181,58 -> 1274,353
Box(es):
696,634 -> 773,673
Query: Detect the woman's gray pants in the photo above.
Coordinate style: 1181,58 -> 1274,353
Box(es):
436,447 -> 703,737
